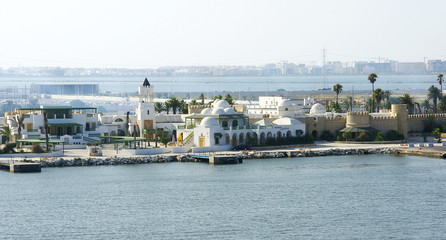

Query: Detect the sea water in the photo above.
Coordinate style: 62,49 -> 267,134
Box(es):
0,154 -> 445,239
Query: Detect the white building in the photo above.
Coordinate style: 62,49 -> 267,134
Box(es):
246,96 -> 308,118
179,100 -> 306,148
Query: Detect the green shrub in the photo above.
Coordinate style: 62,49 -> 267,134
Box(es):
319,130 -> 336,141
32,143 -> 44,153
375,132 -> 384,141
3,143 -> 16,154
384,130 -> 404,141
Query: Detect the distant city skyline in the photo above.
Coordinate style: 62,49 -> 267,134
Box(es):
0,0 -> 445,68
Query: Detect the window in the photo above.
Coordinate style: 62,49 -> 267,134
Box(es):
215,137 -> 220,145
147,110 -> 150,115
232,120 -> 238,128
115,118 -> 124,122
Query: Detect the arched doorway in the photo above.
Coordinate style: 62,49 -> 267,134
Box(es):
260,132 -> 266,145
225,133 -> 230,145
287,130 -> 292,138
312,130 -> 318,140
232,133 -> 237,146
239,133 -> 244,144
277,131 -> 282,139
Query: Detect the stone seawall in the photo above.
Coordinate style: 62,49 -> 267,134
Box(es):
24,147 -> 398,168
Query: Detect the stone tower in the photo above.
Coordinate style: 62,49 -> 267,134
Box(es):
391,104 -> 408,139
137,78 -> 156,140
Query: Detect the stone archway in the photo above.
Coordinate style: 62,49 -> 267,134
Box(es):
225,133 -> 230,145
287,130 -> 292,138
267,132 -> 272,139
277,131 -> 282,139
232,133 -> 238,146
239,133 -> 244,145
260,132 -> 266,145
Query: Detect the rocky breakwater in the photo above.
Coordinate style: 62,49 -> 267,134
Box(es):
242,148 -> 396,159
38,155 -> 197,168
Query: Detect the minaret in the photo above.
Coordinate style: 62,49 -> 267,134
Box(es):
137,78 -> 156,140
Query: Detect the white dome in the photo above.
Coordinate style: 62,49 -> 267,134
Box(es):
278,99 -> 293,107
273,117 -> 303,125
211,108 -> 226,115
211,99 -> 220,107
310,103 -> 326,115
200,117 -> 219,127
214,100 -> 230,108
224,107 -> 236,114
200,108 -> 212,114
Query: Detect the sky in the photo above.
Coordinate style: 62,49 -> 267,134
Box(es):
0,0 -> 445,68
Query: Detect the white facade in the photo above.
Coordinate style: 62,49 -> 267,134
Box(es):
182,101 -> 306,148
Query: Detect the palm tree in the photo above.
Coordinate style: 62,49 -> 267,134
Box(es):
428,85 -> 441,113
368,73 -> 378,112
224,94 -> 234,105
165,101 -> 171,114
333,84 -> 343,110
437,74 -> 444,96
155,102 -> 163,113
422,99 -> 431,113
126,111 -> 130,136
383,90 -> 391,101
0,125 -> 12,144
399,94 -> 415,114
166,97 -> 181,114
199,93 -> 205,105
374,88 -> 384,112
43,112 -> 49,151
12,114 -> 25,146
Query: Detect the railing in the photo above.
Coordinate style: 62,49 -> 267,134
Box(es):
87,113 -> 95,117
26,129 -> 39,132
178,125 -> 196,129
183,132 -> 194,145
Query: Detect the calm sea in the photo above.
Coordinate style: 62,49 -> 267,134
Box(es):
1,155 -> 445,239
0,75 -> 439,93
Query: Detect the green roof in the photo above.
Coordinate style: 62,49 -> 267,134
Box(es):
48,123 -> 83,127
17,139 -> 66,144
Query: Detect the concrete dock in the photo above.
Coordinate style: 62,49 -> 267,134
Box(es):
0,160 -> 41,173
189,154 -> 243,164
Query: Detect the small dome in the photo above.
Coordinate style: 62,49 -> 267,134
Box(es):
278,99 -> 292,107
211,99 -> 220,107
200,117 -> 219,127
310,103 -> 326,115
224,108 -> 236,114
214,100 -> 230,108
211,108 -> 226,115
200,108 -> 212,114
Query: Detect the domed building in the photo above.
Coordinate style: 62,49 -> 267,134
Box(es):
179,101 -> 306,149
309,103 -> 326,115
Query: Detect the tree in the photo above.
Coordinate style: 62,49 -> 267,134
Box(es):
368,73 -> 378,112
199,93 -> 205,105
213,95 -> 223,100
165,101 -> 171,114
190,99 -> 197,105
383,90 -> 391,101
224,94 -> 234,105
433,128 -> 441,143
421,99 -> 431,113
428,85 -> 441,113
333,84 -> 343,110
0,125 -> 12,144
374,88 -> 384,112
166,97 -> 181,114
12,114 -> 25,147
399,94 -> 415,114
342,131 -> 352,141
179,99 -> 188,114
155,102 -> 164,113
437,74 -> 444,96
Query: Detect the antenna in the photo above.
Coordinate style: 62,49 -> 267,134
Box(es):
323,47 -> 326,88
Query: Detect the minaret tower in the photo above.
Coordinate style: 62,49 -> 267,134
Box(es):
137,78 -> 156,140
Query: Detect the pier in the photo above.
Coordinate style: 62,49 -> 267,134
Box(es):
188,154 -> 243,164
0,160 -> 41,173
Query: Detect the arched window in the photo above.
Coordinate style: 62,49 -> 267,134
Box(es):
115,118 -> 124,122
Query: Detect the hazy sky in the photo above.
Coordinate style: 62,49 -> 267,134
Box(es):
0,0 -> 445,68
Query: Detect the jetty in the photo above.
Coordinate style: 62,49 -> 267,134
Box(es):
0,160 -> 41,173
188,154 -> 243,164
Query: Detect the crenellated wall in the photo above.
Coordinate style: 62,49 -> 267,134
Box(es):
408,113 -> 446,132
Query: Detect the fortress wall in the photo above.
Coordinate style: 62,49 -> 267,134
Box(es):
408,114 -> 446,132
370,118 -> 398,133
